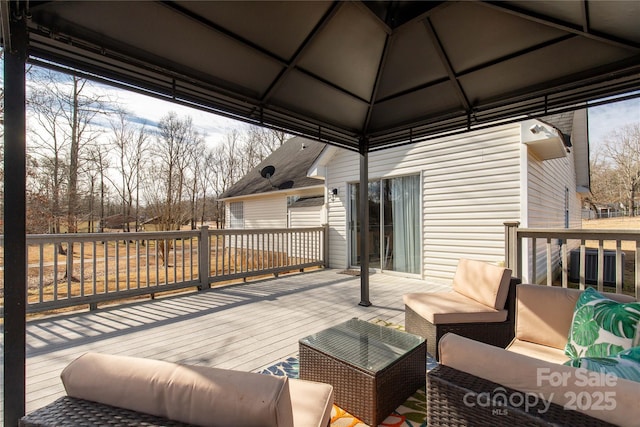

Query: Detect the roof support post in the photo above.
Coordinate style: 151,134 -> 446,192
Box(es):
3,6 -> 28,426
358,139 -> 371,307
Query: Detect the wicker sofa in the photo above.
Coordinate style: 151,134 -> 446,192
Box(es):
404,258 -> 520,359
20,352 -> 334,427
428,284 -> 640,426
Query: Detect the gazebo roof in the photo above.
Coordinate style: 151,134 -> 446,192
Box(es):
6,1 -> 639,152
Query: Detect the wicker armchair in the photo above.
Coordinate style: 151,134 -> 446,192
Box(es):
404,259 -> 520,359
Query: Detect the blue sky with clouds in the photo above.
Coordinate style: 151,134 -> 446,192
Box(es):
587,96 -> 640,151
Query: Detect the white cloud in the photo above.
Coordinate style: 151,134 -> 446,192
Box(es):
94,82 -> 245,148
588,96 -> 640,150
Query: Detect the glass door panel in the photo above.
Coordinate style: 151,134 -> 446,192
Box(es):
349,182 -> 381,269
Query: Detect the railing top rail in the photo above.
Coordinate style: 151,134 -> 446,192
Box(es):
516,228 -> 640,241
208,226 -> 326,236
2,230 -> 201,244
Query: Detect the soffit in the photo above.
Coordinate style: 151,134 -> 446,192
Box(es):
5,0 -> 639,152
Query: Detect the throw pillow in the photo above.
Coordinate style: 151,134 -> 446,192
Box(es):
564,346 -> 640,383
565,287 -> 640,359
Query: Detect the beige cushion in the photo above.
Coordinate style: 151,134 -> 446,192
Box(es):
289,378 -> 334,427
506,338 -> 570,364
452,258 -> 512,309
515,285 -> 581,349
61,352 -> 295,427
515,285 -> 637,350
404,291 -> 507,324
439,333 -> 640,427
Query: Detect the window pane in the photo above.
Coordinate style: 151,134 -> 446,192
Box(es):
230,202 -> 244,229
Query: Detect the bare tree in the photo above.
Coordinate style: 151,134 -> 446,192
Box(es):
108,108 -> 149,231
143,112 -> 203,263
27,68 -> 106,241
603,123 -> 640,216
86,144 -> 111,232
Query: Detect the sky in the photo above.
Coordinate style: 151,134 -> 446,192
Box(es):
587,95 -> 640,151
8,62 -> 639,152
89,80 -> 244,149
110,83 -> 639,153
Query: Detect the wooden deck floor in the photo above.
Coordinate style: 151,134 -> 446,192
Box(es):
5,268 -> 451,416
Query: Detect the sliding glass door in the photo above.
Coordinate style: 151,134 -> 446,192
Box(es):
349,175 -> 420,274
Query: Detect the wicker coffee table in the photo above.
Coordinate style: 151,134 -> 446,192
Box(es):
299,318 -> 426,426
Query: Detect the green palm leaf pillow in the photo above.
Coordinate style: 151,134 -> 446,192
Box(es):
565,287 -> 640,359
564,346 -> 640,383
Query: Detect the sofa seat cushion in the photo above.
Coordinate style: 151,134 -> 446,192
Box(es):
439,333 -> 640,427
289,378 -> 334,427
564,346 -> 640,383
565,287 -> 640,359
452,258 -> 512,310
507,338 -> 570,365
61,352 -> 295,427
403,291 -> 507,324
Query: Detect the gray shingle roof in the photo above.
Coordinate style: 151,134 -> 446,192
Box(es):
220,137 -> 325,199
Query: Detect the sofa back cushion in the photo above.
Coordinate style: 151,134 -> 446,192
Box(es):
452,258 -> 512,310
516,285 -> 581,349
515,284 -> 636,350
61,352 -> 295,427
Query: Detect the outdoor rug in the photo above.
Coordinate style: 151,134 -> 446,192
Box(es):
258,320 -> 437,427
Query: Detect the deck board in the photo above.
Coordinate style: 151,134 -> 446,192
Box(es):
3,268 -> 451,416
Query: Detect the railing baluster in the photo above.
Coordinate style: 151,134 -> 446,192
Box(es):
38,243 -> 44,304
597,242 -> 604,292
53,245 -> 59,301
126,239 -> 131,291
115,240 -> 120,292
635,240 -> 640,299
66,241 -> 72,297
104,240 -> 109,294
135,239 -> 140,289
155,238 -> 159,287
545,238 -> 551,285
92,241 -> 97,295
80,242 -> 85,297
579,241 -> 586,290
616,240 -> 623,294
145,238 -> 150,287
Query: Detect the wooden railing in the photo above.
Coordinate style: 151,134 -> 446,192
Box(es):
0,225 -> 327,314
505,222 -> 640,298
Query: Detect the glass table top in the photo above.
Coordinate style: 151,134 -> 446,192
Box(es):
299,318 -> 425,374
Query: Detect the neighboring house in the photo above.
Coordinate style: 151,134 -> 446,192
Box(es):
219,137 -> 326,229
310,110 -> 590,285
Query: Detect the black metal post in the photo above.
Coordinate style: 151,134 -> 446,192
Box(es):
358,139 -> 371,306
3,6 -> 28,426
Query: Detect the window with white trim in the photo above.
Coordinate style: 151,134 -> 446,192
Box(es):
229,202 -> 244,229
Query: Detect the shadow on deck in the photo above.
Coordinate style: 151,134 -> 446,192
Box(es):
2,268 -> 451,415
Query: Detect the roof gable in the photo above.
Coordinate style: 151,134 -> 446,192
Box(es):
221,137 -> 325,199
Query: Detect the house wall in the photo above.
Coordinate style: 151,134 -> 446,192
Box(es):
289,206 -> 323,227
524,124 -> 583,284
223,187 -> 322,229
326,123 -> 522,284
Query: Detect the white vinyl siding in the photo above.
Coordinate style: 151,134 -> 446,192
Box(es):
422,125 -> 521,283
244,197 -> 288,229
289,206 -> 322,228
326,123 -> 522,282
525,143 -> 582,283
